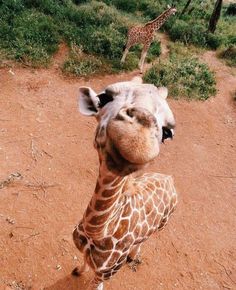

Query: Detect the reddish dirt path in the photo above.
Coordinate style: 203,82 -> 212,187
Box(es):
0,46 -> 236,290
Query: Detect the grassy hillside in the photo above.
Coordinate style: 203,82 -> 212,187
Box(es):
0,0 -> 235,99
0,0 -> 235,68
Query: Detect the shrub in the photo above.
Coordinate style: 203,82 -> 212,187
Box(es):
206,33 -> 224,50
0,0 -> 131,69
108,0 -> 139,13
0,9 -> 59,66
168,41 -> 201,58
168,20 -> 189,43
81,26 -> 125,60
0,0 -> 25,21
102,0 -> 164,18
61,1 -> 129,62
144,55 -> 216,101
111,52 -> 139,72
149,41 -> 161,57
146,41 -> 161,63
218,45 -> 236,67
63,45 -> 104,76
169,20 -> 207,47
226,3 -> 236,16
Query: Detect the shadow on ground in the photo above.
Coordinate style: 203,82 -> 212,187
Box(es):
44,274 -> 89,290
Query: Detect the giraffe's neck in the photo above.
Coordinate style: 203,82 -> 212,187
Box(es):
82,161 -> 129,240
147,8 -> 173,31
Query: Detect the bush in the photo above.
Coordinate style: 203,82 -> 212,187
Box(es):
144,55 -> 216,101
63,45 -> 104,76
169,20 -> 207,47
81,26 -> 125,60
149,41 -> 161,57
206,33 -> 224,50
0,9 -> 59,66
111,52 -> 139,72
60,1 -> 129,62
108,0 -> 139,13
102,0 -> 164,18
226,3 -> 236,16
218,45 -> 236,67
146,41 -> 161,63
0,0 -> 132,69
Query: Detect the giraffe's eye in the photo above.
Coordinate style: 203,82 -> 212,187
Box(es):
98,93 -> 114,108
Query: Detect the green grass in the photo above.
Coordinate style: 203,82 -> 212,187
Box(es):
63,44 -> 105,76
0,7 -> 60,66
143,54 -> 216,101
0,0 -> 234,76
167,41 -> 204,58
0,0 -> 132,68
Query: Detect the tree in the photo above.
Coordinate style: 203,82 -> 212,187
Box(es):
208,0 -> 223,33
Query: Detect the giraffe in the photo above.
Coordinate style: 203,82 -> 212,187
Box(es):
121,6 -> 177,72
72,77 -> 178,290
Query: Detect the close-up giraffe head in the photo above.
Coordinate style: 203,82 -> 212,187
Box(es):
79,77 -> 175,174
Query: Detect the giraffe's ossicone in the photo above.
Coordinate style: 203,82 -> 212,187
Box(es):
72,77 -> 178,290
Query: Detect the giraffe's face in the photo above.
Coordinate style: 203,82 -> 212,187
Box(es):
170,7 -> 177,15
79,78 -> 175,174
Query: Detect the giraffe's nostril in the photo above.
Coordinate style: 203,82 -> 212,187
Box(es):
126,108 -> 135,118
162,127 -> 173,142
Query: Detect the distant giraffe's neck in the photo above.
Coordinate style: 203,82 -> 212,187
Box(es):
148,8 -> 174,31
83,161 -> 128,240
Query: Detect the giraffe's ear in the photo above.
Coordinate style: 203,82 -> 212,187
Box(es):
157,87 -> 168,99
79,87 -> 99,116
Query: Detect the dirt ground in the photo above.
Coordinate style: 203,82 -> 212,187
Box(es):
0,39 -> 236,290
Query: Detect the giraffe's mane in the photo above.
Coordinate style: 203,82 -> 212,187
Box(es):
144,8 -> 172,27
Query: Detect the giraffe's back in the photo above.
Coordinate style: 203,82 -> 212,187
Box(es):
127,26 -> 155,46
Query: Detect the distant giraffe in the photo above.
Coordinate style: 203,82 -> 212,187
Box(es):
72,77 -> 178,290
121,6 -> 177,72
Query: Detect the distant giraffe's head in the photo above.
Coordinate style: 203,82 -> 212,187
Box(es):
79,77 -> 175,175
165,4 -> 177,14
168,6 -> 177,16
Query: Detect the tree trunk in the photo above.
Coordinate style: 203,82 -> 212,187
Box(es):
181,0 -> 192,15
208,0 -> 223,33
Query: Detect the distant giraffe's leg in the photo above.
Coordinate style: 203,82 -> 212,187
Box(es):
121,44 -> 132,63
138,44 -> 150,72
72,255 -> 89,276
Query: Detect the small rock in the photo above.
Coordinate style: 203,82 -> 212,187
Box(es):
8,69 -> 15,76
56,264 -> 62,271
6,217 -> 15,225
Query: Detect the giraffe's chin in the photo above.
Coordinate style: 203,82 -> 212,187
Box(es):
105,149 -> 146,176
